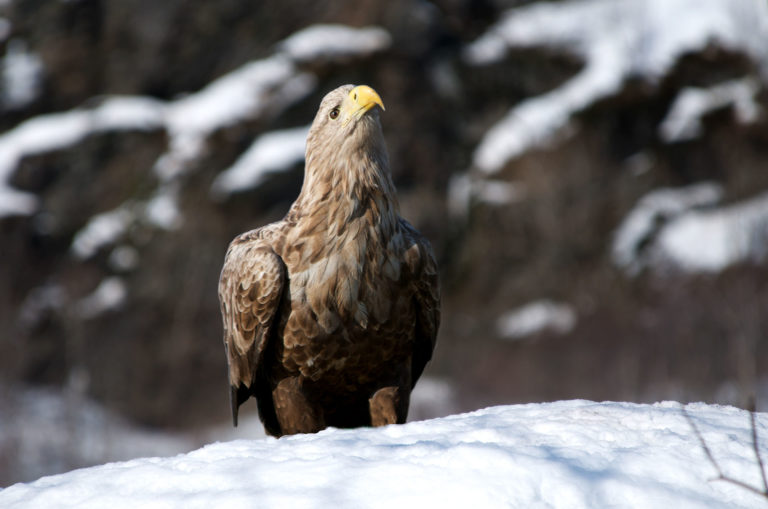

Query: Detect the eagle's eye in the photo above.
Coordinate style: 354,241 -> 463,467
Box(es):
329,108 -> 340,120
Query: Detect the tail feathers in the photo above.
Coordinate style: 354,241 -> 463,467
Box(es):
230,383 -> 252,427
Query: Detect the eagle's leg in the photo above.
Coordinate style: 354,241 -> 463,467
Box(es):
273,377 -> 325,435
369,386 -> 409,426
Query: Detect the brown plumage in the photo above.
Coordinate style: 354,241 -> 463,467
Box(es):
218,84 -> 440,437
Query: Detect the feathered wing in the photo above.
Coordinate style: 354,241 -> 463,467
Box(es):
218,231 -> 286,426
401,219 -> 441,388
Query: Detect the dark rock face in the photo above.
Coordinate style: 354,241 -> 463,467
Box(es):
1,0 -> 767,454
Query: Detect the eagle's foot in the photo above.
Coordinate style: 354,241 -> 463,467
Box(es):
273,377 -> 325,435
369,386 -> 406,427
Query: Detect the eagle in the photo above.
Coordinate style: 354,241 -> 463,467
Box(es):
218,84 -> 440,437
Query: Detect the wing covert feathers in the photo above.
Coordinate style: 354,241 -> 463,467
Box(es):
402,220 -> 441,387
218,233 -> 286,426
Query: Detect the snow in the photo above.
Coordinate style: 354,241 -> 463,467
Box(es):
75,276 -> 127,319
659,78 -> 762,143
108,245 -> 140,272
447,173 -> 524,216
0,377 -> 454,487
611,182 -> 724,274
1,38 -> 44,110
654,191 -> 768,272
143,185 -> 182,230
155,56 -> 315,182
70,206 -> 134,260
0,97 -> 164,218
464,0 -> 768,174
210,125 -> 309,198
613,184 -> 768,273
497,299 -> 577,340
2,400 -> 767,508
279,24 -> 391,63
0,384 -> 193,486
17,284 -> 65,330
0,24 -> 391,218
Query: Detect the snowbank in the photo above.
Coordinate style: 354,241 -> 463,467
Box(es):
1,401 -> 766,509
464,0 -> 768,175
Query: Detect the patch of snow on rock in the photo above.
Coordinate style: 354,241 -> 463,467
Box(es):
659,78 -> 762,142
1,38 -> 43,110
497,299 -> 577,340
447,174 -> 524,216
143,185 -> 182,230
70,206 -> 134,260
279,24 -> 391,63
0,24 -> 391,217
612,182 -> 724,274
75,277 -> 127,319
655,190 -> 768,272
464,0 -> 768,174
211,125 -> 309,198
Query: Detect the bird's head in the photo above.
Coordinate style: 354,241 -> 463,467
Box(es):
307,84 -> 386,157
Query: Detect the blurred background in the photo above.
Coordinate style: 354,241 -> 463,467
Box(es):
2,0 -> 768,486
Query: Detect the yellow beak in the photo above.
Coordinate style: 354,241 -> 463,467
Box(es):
349,85 -> 385,112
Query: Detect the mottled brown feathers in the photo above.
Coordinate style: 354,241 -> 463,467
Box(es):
218,84 -> 440,436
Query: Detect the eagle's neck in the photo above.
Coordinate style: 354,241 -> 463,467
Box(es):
295,141 -> 399,242
285,141 -> 402,329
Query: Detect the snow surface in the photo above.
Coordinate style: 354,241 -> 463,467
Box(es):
0,378 -> 456,487
497,299 -> 577,340
464,0 -> 768,175
2,400 -> 767,509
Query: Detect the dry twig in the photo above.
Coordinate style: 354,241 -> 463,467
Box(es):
682,403 -> 768,499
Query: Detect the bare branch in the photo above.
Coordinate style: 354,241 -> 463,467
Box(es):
681,403 -> 768,500
748,400 -> 768,495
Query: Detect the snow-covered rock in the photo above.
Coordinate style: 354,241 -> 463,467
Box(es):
497,299 -> 577,340
613,184 -> 768,274
464,0 -> 768,174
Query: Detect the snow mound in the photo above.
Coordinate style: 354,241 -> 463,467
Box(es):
2,401 -> 767,509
